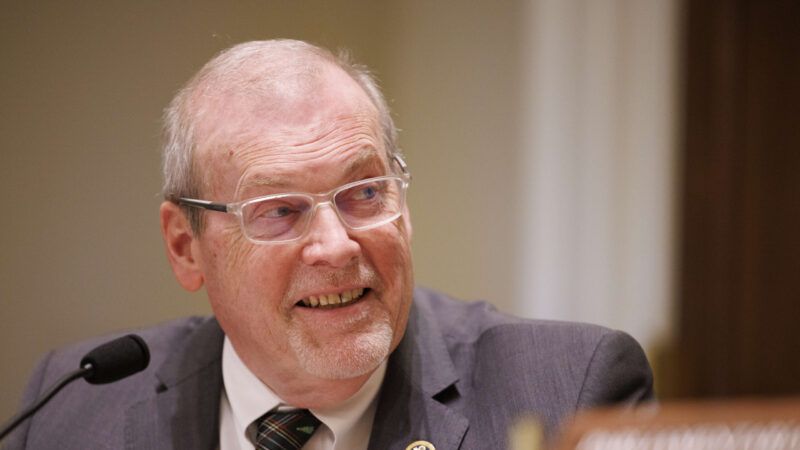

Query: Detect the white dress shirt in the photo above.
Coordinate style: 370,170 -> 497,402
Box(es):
219,337 -> 386,450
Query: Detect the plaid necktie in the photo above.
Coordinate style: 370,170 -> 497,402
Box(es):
254,409 -> 321,450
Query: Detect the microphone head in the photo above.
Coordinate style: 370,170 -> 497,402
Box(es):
79,334 -> 150,385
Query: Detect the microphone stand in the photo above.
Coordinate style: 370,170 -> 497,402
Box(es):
0,334 -> 149,442
0,364 -> 93,440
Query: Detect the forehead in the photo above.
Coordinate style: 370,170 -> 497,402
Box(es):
235,144 -> 387,192
193,65 -> 386,195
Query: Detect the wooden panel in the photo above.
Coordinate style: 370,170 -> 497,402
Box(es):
677,0 -> 800,397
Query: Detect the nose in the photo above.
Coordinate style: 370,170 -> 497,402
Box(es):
300,203 -> 361,267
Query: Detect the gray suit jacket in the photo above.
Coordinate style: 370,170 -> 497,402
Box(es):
5,288 -> 653,449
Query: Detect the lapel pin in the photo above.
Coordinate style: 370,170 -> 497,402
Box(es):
405,440 -> 435,450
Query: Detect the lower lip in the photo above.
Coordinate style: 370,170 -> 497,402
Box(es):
292,291 -> 380,339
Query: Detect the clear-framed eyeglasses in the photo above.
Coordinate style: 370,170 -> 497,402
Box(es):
176,154 -> 411,244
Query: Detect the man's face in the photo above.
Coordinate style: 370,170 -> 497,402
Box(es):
190,66 -> 413,384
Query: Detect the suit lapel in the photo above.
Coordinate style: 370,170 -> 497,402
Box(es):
368,296 -> 469,450
125,318 -> 225,450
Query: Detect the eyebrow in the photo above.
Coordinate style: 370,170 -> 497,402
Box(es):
238,175 -> 290,191
237,147 -> 386,192
343,148 -> 386,176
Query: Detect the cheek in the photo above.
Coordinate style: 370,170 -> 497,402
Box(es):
203,234 -> 299,345
224,229 -> 258,277
390,219 -> 414,276
370,224 -> 414,349
199,224 -> 253,292
202,226 -> 273,310
219,234 -> 301,313
363,223 -> 414,295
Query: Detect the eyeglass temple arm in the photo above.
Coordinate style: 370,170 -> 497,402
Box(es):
393,154 -> 411,178
177,198 -> 229,213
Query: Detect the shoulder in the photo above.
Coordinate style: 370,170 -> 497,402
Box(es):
413,286 -> 625,353
411,287 -> 653,431
33,316 -> 217,383
7,316 -> 222,449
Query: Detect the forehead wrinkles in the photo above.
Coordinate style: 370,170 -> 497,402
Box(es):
226,114 -> 382,189
239,112 -> 379,160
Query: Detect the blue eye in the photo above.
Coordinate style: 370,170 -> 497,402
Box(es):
358,186 -> 377,200
266,206 -> 295,218
247,200 -> 306,222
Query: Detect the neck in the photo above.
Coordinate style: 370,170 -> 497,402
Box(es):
239,351 -> 380,410
265,371 -> 375,410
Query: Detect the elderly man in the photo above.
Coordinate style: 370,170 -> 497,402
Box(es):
8,40 -> 653,450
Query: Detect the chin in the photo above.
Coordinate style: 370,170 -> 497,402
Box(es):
288,320 -> 393,380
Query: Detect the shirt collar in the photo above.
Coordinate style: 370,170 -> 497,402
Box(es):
222,336 -> 386,449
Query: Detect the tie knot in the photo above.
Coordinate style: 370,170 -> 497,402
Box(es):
254,409 -> 321,450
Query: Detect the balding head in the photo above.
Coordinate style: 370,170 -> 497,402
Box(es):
161,40 -> 399,231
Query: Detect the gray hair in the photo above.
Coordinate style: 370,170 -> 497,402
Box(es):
161,39 -> 400,232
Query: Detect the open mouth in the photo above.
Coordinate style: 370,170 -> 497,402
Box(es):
297,288 -> 369,309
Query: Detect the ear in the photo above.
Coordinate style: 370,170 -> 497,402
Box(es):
159,201 -> 204,291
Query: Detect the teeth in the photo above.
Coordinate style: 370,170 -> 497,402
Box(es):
300,288 -> 367,308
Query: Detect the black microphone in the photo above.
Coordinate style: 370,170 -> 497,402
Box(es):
0,334 -> 150,441
80,334 -> 150,384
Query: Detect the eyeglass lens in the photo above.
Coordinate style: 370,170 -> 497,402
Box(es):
240,177 -> 405,242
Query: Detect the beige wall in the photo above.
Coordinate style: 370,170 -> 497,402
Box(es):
0,1 -> 527,419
